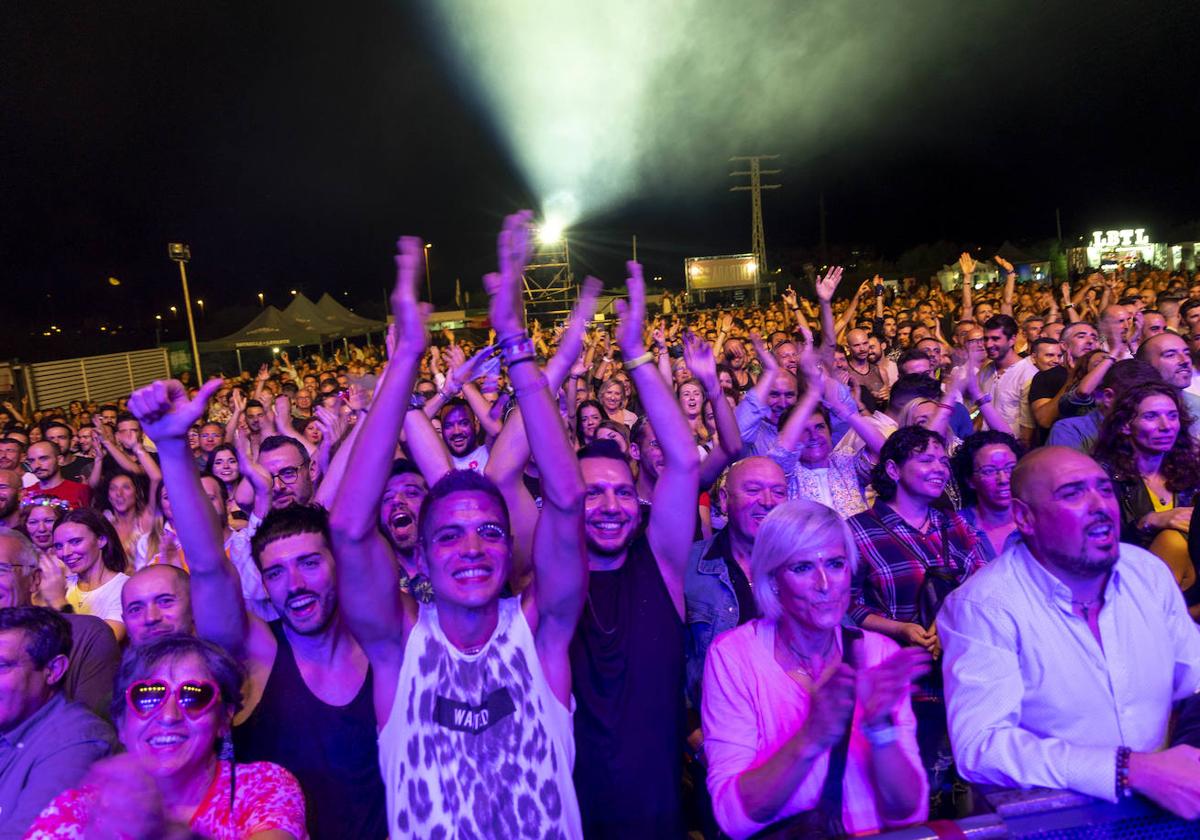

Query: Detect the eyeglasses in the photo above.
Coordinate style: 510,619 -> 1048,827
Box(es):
976,465 -> 1016,480
126,679 -> 219,720
269,466 -> 303,485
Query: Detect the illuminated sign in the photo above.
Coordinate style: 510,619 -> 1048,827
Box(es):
1091,229 -> 1150,249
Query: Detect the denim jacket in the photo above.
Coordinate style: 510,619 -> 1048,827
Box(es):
683,529 -> 742,708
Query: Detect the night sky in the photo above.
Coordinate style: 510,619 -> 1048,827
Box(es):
4,1 -> 1198,361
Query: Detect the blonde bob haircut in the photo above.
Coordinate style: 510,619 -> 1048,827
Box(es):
750,500 -> 859,622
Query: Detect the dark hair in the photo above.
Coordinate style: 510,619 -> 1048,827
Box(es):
951,431 -> 1024,508
575,399 -> 609,443
1099,359 -> 1160,395
40,421 -> 73,439
56,508 -> 127,574
204,444 -> 240,480
95,469 -> 150,518
0,606 -> 72,670
258,434 -> 310,466
115,412 -> 139,427
871,426 -> 946,502
250,504 -> 330,568
110,635 -> 245,723
577,438 -> 632,465
389,458 -> 423,479
896,348 -> 932,371
628,415 -> 653,447
1093,382 -> 1200,494
887,374 -> 942,414
418,470 -> 510,548
98,404 -> 119,416
1031,336 -> 1061,352
438,398 -> 474,421
983,314 -> 1018,339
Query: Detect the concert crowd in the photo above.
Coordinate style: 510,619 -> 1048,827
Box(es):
1,211 -> 1200,838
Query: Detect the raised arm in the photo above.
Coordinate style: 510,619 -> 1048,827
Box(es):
489,212 -> 587,705
688,333 -> 744,486
328,237 -> 427,723
835,280 -> 871,339
618,261 -> 700,620
995,256 -> 1016,317
814,266 -> 844,348
271,394 -> 317,457
959,252 -> 977,321
129,379 -> 252,656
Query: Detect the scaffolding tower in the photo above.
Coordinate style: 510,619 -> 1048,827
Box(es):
522,233 -> 575,324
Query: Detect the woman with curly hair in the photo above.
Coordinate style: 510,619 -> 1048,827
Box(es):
1092,380 -> 1200,594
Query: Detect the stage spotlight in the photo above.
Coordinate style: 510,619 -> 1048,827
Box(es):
538,219 -> 566,244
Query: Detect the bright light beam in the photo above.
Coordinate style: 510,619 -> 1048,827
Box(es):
421,1 -> 1012,224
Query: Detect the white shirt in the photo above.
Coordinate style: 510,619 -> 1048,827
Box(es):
939,541 -> 1200,802
451,444 -> 489,474
66,572 -> 130,623
1187,370 -> 1200,399
980,355 -> 1038,433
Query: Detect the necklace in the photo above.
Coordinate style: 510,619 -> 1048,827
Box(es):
587,591 -> 620,636
779,625 -> 836,680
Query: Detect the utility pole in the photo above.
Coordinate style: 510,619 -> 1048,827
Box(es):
167,243 -> 203,381
729,155 -> 782,280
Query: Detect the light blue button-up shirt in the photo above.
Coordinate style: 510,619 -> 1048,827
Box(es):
939,541 -> 1200,802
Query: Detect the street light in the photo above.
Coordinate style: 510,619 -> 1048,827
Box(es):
423,243 -> 433,304
196,299 -> 205,318
167,243 -> 203,380
290,289 -> 298,296
257,292 -> 264,307
169,305 -> 178,316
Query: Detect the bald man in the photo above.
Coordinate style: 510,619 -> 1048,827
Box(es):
1136,331 -> 1200,437
939,447 -> 1200,818
120,564 -> 195,647
846,328 -> 885,400
0,468 -> 21,530
684,456 -> 788,704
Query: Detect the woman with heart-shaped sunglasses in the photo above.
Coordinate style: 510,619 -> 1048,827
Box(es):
27,636 -> 309,839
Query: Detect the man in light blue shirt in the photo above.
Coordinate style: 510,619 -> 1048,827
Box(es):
940,447 -> 1200,819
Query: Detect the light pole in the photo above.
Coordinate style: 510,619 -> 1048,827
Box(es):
423,243 -> 433,304
196,299 -> 205,318
167,243 -> 203,380
257,292 -> 264,307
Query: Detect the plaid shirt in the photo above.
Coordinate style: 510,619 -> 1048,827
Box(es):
847,501 -> 989,626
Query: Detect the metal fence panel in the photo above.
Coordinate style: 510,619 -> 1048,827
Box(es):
27,348 -> 169,409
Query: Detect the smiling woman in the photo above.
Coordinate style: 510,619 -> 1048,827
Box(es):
27,635 -> 308,839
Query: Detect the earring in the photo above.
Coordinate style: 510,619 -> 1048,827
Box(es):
218,733 -> 234,761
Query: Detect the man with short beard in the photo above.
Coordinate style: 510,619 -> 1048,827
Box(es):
0,469 -> 24,530
256,435 -> 316,510
41,422 -> 91,483
570,260 -> 700,838
119,563 -> 195,647
940,447 -> 1200,818
378,459 -> 433,601
1029,321 -> 1100,440
24,441 -> 90,510
1136,331 -> 1200,437
129,378 -> 388,839
439,398 -> 489,472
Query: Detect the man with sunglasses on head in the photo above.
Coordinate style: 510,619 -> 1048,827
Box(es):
0,606 -> 116,837
331,222 -> 589,838
129,379 -> 388,840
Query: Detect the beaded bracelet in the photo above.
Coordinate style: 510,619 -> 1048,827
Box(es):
1115,745 -> 1132,799
624,351 -> 655,371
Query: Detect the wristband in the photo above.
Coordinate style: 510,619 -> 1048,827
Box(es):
501,337 -> 536,366
975,393 -> 993,407
1115,746 -> 1132,799
862,722 -> 899,749
512,374 -> 549,398
496,330 -> 528,347
624,351 -> 655,371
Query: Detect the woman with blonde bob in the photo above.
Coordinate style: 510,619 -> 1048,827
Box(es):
701,500 -> 929,838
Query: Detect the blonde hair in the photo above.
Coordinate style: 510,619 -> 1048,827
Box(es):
750,500 -> 859,621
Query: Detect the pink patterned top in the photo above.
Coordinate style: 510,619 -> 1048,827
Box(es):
25,761 -> 307,840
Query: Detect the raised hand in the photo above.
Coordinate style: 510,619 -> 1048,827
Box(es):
959,252 -> 977,276
230,387 -> 246,415
256,363 -> 270,382
857,647 -> 931,727
128,379 -> 223,443
484,210 -> 534,338
748,331 -> 778,373
36,553 -> 68,609
347,383 -> 370,412
614,260 -> 648,356
814,266 -> 844,303
392,236 -> 431,358
994,255 -> 1014,274
682,332 -> 719,394
781,286 -> 798,309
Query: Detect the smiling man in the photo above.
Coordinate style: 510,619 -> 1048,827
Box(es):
23,441 -> 91,510
940,447 -> 1200,818
129,380 -> 388,840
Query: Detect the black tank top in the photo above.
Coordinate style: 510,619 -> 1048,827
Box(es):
233,620 -> 387,840
570,535 -> 687,838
